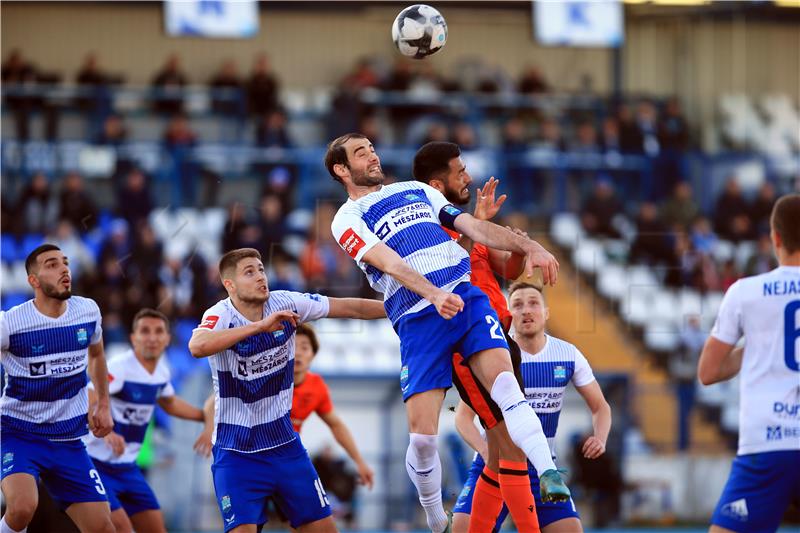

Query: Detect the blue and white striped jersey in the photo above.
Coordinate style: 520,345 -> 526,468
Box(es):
0,296 -> 103,440
85,349 -> 175,463
331,181 -> 471,324
196,291 -> 329,453
519,335 -> 595,459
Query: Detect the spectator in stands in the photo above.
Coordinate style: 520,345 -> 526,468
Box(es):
342,57 -> 381,90
670,315 -> 705,451
221,202 -> 249,253
630,202 -> 672,265
130,222 -> 164,287
581,180 -> 622,238
517,64 -> 548,94
661,182 -> 699,231
636,100 -> 660,157
158,256 -> 193,317
384,58 -> 415,92
2,49 -> 41,141
260,166 -> 295,213
208,58 -> 243,116
534,116 -> 567,151
117,168 -> 153,228
616,105 -> 644,154
357,115 -> 383,148
14,172 -> 56,235
571,121 -> 600,153
744,232 -> 778,276
450,122 -> 478,151
163,114 -> 199,206
714,179 -> 753,241
99,218 -> 131,268
47,219 -> 95,279
255,109 -> 291,148
718,258 -> 740,291
658,97 -> 689,152
258,194 -> 286,256
600,117 -> 622,155
246,53 -> 280,117
163,113 -> 197,148
151,54 -> 188,115
502,118 -> 529,153
95,114 -> 127,146
75,52 -> 119,122
267,248 -> 305,292
58,172 -> 98,232
690,216 -> 718,256
749,181 -> 777,233
420,122 -> 449,146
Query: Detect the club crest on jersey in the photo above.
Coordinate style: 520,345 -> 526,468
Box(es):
221,495 -> 232,513
76,328 -> 88,345
553,366 -> 567,380
405,193 -> 421,201
273,329 -> 285,338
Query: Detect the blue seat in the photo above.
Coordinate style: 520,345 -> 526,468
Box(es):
1,234 -> 18,263
2,292 -> 29,311
20,234 -> 45,258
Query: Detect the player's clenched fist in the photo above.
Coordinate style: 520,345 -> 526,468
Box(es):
522,241 -> 559,286
90,403 -> 114,438
257,310 -> 300,333
432,291 -> 464,319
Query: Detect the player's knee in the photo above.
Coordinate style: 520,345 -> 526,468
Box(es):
7,496 -> 38,524
409,432 -> 439,461
490,371 -> 525,410
452,512 -> 470,533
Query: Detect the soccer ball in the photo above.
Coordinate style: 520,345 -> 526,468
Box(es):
391,4 -> 448,59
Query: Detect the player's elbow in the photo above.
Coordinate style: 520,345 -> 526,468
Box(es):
188,338 -> 210,358
697,363 -> 718,386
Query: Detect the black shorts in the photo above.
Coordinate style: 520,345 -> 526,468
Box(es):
451,332 -> 524,430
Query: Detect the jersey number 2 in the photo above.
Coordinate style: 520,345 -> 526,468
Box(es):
485,315 -> 504,340
785,300 -> 800,372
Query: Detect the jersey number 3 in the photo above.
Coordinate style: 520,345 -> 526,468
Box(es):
785,301 -> 800,372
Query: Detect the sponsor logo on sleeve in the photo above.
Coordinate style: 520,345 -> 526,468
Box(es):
199,315 -> 220,330
442,205 -> 462,217
338,228 -> 366,258
108,373 -> 115,383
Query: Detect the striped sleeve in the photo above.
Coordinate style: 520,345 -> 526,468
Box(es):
0,311 -> 8,351
572,347 -> 596,387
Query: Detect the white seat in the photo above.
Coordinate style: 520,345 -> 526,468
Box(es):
550,213 -> 584,249
644,323 -> 680,352
678,289 -> 703,326
597,264 -> 628,302
650,289 -> 679,324
735,241 -> 757,271
712,240 -> 735,263
572,239 -> 607,274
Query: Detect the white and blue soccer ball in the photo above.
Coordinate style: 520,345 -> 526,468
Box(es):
391,4 -> 447,59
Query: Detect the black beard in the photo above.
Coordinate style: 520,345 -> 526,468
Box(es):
444,187 -> 470,207
41,282 -> 71,301
351,167 -> 385,187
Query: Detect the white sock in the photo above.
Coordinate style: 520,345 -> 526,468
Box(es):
490,371 -> 557,474
0,516 -> 26,533
405,433 -> 449,533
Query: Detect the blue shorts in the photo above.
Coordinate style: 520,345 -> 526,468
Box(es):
711,450 -> 800,532
453,455 -> 580,529
211,437 -> 332,532
396,282 -> 510,401
0,431 -> 108,510
92,459 -> 159,516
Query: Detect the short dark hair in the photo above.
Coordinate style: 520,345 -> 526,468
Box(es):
412,142 -> 461,184
219,248 -> 262,281
132,308 -> 170,332
25,243 -> 62,275
324,133 -> 368,183
295,323 -> 319,354
771,193 -> 800,254
508,282 -> 545,301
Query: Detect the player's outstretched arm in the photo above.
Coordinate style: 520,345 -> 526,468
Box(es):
698,338 -> 743,385
319,410 -> 375,490
87,341 -> 114,438
362,243 -> 464,319
158,395 -> 205,422
575,381 -> 612,459
188,310 -> 299,358
454,400 -> 488,463
454,214 -> 559,286
327,298 -> 386,320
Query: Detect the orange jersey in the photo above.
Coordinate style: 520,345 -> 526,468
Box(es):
444,228 -> 512,330
291,372 -> 333,432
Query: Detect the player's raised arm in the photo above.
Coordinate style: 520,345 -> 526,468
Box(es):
361,243 -> 464,319
326,297 -> 386,320
188,309 -> 299,358
454,214 -> 559,286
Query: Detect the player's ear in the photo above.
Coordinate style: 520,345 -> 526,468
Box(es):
27,273 -> 40,290
771,227 -> 781,250
333,163 -> 349,181
428,178 -> 446,193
